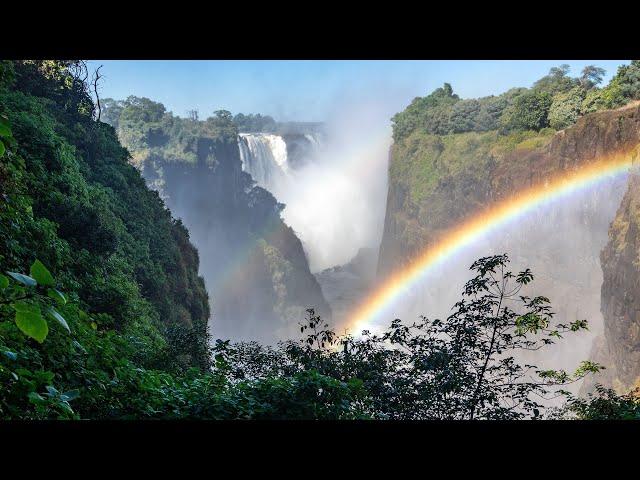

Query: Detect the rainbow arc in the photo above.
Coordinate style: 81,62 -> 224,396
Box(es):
347,148 -> 639,334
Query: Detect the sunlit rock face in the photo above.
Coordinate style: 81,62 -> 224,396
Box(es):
377,102 -> 640,391
597,168 -> 640,393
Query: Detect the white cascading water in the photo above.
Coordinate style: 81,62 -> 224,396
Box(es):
238,122 -> 390,274
238,134 -> 291,195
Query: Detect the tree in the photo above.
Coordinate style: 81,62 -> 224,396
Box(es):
501,90 -> 553,131
373,254 -> 598,419
533,64 -> 577,95
548,87 -> 586,130
240,255 -> 599,420
92,65 -> 103,121
580,65 -> 606,90
213,109 -> 233,121
558,385 -> 640,419
186,109 -> 199,121
614,60 -> 640,101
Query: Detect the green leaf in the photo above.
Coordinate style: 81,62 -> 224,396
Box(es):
6,272 -> 37,287
72,340 -> 87,354
47,288 -> 66,306
12,301 -> 40,313
0,274 -> 8,289
30,259 -> 55,287
47,307 -> 70,333
28,392 -> 45,405
0,140 -> 5,157
15,309 -> 48,343
0,116 -> 11,137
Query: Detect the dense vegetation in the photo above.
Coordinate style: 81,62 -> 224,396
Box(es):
1,60 -> 638,420
101,95 -> 331,341
391,62 -> 640,142
101,97 -> 239,167
379,62 -> 640,278
233,113 -> 277,132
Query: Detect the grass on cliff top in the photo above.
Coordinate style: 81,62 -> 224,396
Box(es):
391,128 -> 555,206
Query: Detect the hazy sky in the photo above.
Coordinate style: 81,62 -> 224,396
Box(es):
89,60 -> 629,122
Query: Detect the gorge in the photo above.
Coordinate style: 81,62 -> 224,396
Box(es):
101,63 -> 640,394
5,59 -> 640,420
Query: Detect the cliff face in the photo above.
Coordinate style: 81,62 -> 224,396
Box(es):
138,136 -> 331,342
315,247 -> 378,328
379,102 -> 640,277
378,102 -> 640,383
598,168 -> 640,392
101,98 -> 331,342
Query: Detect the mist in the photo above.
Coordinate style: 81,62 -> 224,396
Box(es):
364,174 -> 629,394
264,86 -> 414,272
282,110 -> 390,271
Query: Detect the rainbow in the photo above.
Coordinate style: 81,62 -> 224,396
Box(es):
347,149 -> 639,334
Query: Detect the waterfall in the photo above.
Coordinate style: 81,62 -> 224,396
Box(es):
238,133 -> 291,194
238,131 -> 325,197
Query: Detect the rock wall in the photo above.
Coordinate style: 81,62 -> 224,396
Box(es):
596,165 -> 640,392
378,102 -> 640,387
136,137 -> 332,342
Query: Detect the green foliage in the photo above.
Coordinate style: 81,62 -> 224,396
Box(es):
0,253 -> 602,419
214,256 -> 597,420
532,64 -> 578,95
101,95 -> 239,167
391,62 -> 639,142
579,65 -> 606,90
0,60 -> 629,420
579,61 -> 640,113
548,87 -> 586,130
233,112 -> 277,132
14,303 -> 48,343
611,60 -> 640,102
557,385 -> 640,420
501,90 -> 553,132
0,60 -> 214,419
30,259 -> 54,286
391,83 -> 460,140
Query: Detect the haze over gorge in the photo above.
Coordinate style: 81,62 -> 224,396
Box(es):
3,60 -> 640,420
101,65 -> 640,394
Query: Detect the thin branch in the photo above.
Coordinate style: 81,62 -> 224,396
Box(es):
92,65 -> 103,122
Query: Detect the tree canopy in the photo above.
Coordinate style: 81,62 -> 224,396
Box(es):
392,62 -> 640,141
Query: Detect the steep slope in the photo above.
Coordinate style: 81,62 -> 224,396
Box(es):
0,61 -> 211,369
102,98 -> 330,342
379,102 -> 640,276
378,96 -> 640,379
597,165 -> 640,392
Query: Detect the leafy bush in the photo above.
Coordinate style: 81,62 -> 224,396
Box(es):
557,385 -> 640,420
500,90 -> 553,132
548,87 -> 586,130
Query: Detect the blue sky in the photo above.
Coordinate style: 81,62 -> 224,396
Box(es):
88,60 -> 630,122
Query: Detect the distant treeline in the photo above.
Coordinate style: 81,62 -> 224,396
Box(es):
392,61 -> 640,141
100,97 -> 323,168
